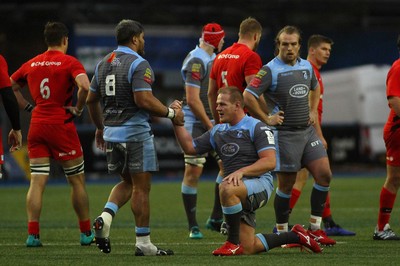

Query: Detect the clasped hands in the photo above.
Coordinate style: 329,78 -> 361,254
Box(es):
169,100 -> 185,126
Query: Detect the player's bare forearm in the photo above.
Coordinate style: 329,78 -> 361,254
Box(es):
243,91 -> 269,123
389,96 -> 400,117
207,79 -> 219,124
86,92 -> 104,130
172,125 -> 197,155
309,87 -> 320,113
188,101 -> 213,129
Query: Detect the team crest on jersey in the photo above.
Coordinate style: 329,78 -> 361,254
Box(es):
143,68 -> 153,84
221,143 -> 239,157
302,71 -> 308,80
191,63 -> 201,80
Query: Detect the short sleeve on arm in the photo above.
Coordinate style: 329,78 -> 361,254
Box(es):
244,53 -> 262,77
245,66 -> 273,98
253,122 -> 275,153
131,60 -> 154,92
184,58 -> 204,88
193,130 -> 213,155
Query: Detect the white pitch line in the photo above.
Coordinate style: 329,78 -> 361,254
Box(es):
1,241 -> 347,247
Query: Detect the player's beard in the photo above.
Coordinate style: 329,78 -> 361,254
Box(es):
253,41 -> 259,51
137,42 -> 145,56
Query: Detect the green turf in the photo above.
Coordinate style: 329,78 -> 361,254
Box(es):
1,175 -> 399,265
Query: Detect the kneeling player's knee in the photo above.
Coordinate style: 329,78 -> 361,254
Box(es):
219,182 -> 234,198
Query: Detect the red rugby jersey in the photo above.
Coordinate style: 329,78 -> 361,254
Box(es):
210,43 -> 262,92
11,50 -> 86,124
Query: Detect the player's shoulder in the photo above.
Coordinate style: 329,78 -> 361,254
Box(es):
0,54 -> 6,64
299,57 -> 312,66
247,115 -> 266,127
391,58 -> 400,69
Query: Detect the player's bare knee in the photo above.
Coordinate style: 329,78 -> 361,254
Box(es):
315,171 -> 332,186
219,182 -> 234,198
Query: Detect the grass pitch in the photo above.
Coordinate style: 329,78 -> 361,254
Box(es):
1,174 -> 399,265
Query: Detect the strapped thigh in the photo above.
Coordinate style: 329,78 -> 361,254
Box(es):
30,163 -> 50,175
63,161 -> 84,177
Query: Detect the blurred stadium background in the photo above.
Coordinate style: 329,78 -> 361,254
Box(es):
1,0 -> 399,182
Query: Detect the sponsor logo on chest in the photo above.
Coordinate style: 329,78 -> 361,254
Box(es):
289,84 -> 309,98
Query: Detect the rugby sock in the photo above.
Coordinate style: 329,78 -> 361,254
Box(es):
210,179 -> 223,220
79,219 -> 91,234
28,221 -> 39,235
181,183 -> 198,229
310,184 -> 329,217
274,189 -> 291,231
103,201 -> 118,217
378,187 -> 396,230
323,215 -> 336,229
258,232 -> 299,251
222,203 -> 242,245
322,192 -> 332,219
289,188 -> 301,212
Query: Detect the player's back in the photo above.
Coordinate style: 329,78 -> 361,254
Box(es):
16,50 -> 85,124
211,43 -> 261,92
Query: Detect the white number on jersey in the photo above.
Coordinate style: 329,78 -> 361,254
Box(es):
221,71 -> 228,87
105,74 -> 116,96
40,78 -> 50,99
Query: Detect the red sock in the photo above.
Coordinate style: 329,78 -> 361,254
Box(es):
322,192 -> 331,219
79,219 -> 91,233
378,187 -> 396,230
289,188 -> 301,210
28,221 -> 39,235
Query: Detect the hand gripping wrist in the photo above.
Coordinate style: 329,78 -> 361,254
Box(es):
166,107 -> 175,119
76,107 -> 84,116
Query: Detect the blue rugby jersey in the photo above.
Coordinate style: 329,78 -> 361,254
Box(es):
181,45 -> 215,121
90,46 -> 154,142
193,115 -> 275,178
245,57 -> 318,128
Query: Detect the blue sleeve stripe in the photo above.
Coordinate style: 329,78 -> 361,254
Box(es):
258,146 -> 276,153
94,62 -> 100,86
128,57 -> 145,84
135,88 -> 152,92
244,88 -> 260,99
185,82 -> 201,89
